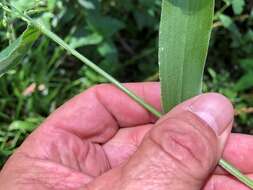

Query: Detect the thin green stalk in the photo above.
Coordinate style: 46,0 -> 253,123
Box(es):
0,3 -> 162,118
145,72 -> 159,82
214,2 -> 230,20
37,25 -> 162,118
219,159 -> 253,188
1,3 -> 252,189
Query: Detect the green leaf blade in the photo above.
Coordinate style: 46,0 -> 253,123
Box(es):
159,0 -> 214,113
0,26 -> 40,76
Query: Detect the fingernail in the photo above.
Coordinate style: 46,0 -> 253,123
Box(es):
188,93 -> 234,135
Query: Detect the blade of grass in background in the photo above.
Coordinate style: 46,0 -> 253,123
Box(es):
0,26 -> 40,76
159,0 -> 214,113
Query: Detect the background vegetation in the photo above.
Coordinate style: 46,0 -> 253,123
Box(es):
0,0 -> 252,167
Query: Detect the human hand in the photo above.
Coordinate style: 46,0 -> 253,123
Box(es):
0,83 -> 252,190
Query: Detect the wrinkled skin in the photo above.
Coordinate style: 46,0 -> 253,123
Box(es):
0,83 -> 252,190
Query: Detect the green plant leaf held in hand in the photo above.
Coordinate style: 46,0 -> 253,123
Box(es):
159,0 -> 214,113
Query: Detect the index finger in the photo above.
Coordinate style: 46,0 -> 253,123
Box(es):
40,82 -> 161,143
215,133 -> 253,174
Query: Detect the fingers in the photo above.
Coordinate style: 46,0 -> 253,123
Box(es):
0,153 -> 93,190
94,83 -> 161,127
204,174 -> 253,190
103,129 -> 253,174
6,82 -> 161,179
216,134 -> 253,174
40,82 -> 161,143
103,124 -> 153,167
103,93 -> 234,190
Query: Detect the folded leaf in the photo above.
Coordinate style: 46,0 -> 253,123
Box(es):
159,0 -> 214,113
0,26 -> 40,76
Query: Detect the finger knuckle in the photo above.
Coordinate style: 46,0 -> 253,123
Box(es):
151,116 -> 216,176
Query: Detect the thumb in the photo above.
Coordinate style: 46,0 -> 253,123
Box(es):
119,93 -> 234,190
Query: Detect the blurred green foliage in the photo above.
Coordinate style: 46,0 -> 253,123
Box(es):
0,0 -> 253,167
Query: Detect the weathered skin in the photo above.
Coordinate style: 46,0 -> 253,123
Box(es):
0,83 -> 252,190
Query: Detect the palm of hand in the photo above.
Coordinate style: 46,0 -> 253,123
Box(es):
0,83 -> 252,190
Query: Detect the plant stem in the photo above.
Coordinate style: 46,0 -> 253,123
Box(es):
145,72 -> 159,82
1,3 -> 253,189
214,1 -> 230,20
36,24 -> 162,118
0,3 -> 162,118
219,159 -> 253,188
